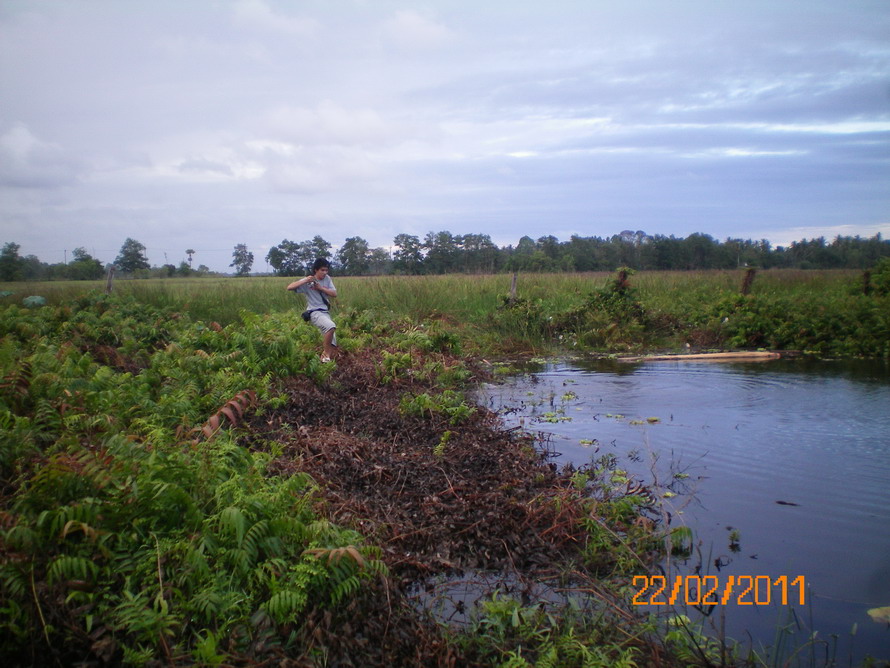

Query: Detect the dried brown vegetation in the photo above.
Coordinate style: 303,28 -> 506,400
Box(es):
245,350 -> 589,582
238,349 -> 626,665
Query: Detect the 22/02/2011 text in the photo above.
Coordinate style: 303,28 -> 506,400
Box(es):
632,575 -> 806,606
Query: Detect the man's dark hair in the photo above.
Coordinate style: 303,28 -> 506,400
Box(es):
312,257 -> 330,272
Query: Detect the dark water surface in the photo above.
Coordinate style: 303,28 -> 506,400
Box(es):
477,358 -> 890,663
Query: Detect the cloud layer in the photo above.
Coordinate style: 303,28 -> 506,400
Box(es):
1,0 -> 888,271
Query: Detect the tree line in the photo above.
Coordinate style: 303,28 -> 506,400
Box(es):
241,230 -> 890,275
1,231 -> 888,281
0,239 -> 211,282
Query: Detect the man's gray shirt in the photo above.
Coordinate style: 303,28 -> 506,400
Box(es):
295,275 -> 335,310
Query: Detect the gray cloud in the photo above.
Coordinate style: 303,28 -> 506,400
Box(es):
0,0 -> 887,271
0,124 -> 83,189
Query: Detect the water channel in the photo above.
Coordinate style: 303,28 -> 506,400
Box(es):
476,357 -> 890,664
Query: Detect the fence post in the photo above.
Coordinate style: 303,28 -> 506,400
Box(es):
105,265 -> 116,294
740,267 -> 756,295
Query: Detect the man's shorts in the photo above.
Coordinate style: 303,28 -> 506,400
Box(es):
309,310 -> 337,345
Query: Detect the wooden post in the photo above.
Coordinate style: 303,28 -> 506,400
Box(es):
509,272 -> 518,303
741,267 -> 756,295
105,265 -> 116,294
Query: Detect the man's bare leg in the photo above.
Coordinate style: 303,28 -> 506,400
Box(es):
322,329 -> 337,361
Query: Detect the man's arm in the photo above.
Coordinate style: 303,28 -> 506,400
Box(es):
314,281 -> 337,298
286,276 -> 315,291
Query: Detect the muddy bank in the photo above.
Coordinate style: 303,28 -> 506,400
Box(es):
244,349 -> 590,582
239,348 -> 649,665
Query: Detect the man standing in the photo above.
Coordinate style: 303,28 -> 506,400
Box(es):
287,258 -> 338,362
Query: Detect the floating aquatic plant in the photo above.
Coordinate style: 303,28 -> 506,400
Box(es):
867,606 -> 890,625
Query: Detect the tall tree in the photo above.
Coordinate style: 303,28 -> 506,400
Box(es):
287,236 -> 332,274
506,236 -> 549,272
0,242 -> 23,281
536,235 -> 561,260
21,254 -> 46,280
69,247 -> 104,280
461,233 -> 499,273
515,236 -> 536,255
368,247 -> 391,275
684,233 -> 719,269
185,249 -> 195,267
301,235 -> 332,273
642,234 -> 684,270
230,244 -> 254,276
392,234 -> 424,274
114,238 -> 150,273
265,239 -> 303,276
336,236 -> 371,275
423,231 -> 459,274
566,235 -> 607,271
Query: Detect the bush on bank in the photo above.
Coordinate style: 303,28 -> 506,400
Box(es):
485,268 -> 890,358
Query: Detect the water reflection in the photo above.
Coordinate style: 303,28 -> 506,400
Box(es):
477,357 -> 890,663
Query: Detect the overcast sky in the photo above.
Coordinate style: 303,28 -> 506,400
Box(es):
2,0 -> 888,273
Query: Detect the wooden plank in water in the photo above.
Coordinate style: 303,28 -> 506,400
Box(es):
618,351 -> 781,363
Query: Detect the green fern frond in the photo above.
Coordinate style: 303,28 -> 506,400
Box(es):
112,589 -> 180,644
0,360 -> 31,407
73,449 -> 116,490
0,410 -> 36,475
189,588 -> 224,622
242,519 -> 270,560
268,515 -> 311,544
4,523 -> 37,552
363,558 -> 389,578
263,589 -> 307,623
47,555 -> 98,585
0,562 -> 29,598
535,644 -> 560,668
330,575 -> 361,605
252,557 -> 288,588
224,547 -> 252,576
218,507 -> 248,546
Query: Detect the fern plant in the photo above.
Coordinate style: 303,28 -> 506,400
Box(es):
0,295 -> 388,664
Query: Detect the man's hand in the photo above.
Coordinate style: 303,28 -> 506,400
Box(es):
286,275 -> 315,291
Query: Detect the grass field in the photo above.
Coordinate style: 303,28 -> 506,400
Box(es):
2,268 -> 886,357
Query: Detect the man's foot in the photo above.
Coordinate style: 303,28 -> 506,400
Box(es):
320,354 -> 331,363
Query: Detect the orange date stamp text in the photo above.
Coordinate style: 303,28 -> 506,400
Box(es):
631,575 -> 806,606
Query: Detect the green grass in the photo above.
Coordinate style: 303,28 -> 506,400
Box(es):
0,269 -> 861,321
2,268 -> 885,357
